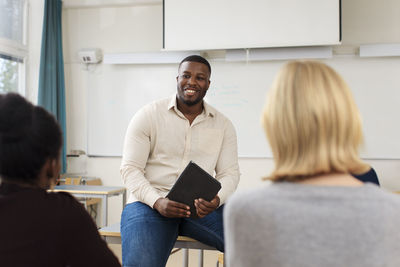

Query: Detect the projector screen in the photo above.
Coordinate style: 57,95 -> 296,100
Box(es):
164,0 -> 341,50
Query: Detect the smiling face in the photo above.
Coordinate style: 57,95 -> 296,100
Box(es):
176,61 -> 211,107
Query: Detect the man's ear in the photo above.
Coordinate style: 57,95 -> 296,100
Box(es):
176,75 -> 179,81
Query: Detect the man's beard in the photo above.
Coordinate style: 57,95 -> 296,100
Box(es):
182,98 -> 202,106
178,92 -> 203,106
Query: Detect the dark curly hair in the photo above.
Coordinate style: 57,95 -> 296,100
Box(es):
0,93 -> 62,183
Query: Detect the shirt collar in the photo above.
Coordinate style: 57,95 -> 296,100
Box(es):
202,99 -> 216,117
167,94 -> 177,110
168,94 -> 215,117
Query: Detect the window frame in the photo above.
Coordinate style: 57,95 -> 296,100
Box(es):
0,0 -> 28,95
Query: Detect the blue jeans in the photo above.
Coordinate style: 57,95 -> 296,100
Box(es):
121,201 -> 224,267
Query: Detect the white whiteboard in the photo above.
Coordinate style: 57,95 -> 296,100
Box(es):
87,65 -> 177,157
87,57 -> 400,159
164,0 -> 340,50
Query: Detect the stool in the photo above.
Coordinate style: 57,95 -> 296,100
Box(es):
99,223 -> 219,267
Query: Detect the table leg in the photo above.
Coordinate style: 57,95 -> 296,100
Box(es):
102,195 -> 108,227
122,191 -> 126,209
182,248 -> 189,267
198,249 -> 204,267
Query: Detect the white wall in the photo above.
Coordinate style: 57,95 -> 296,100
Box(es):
61,0 -> 400,225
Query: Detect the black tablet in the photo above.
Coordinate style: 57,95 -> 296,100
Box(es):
166,161 -> 221,218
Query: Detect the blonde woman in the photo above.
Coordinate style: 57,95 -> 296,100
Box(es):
224,61 -> 400,267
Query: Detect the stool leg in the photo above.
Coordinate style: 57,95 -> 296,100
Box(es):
216,253 -> 224,267
182,248 -> 189,267
198,249 -> 204,267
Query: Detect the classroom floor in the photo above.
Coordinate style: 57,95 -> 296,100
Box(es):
108,244 -> 221,267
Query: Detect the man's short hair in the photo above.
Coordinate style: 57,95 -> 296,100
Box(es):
179,55 -> 211,76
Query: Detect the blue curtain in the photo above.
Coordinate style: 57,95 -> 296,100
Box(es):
38,0 -> 67,173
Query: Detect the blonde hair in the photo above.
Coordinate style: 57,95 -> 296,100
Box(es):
262,60 -> 369,182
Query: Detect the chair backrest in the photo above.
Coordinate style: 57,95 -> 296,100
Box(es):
65,177 -> 81,185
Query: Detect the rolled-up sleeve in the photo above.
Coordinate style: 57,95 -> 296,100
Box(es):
120,107 -> 162,208
215,120 -> 240,205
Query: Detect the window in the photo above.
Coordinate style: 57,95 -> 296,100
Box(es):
0,0 -> 27,95
0,55 -> 23,93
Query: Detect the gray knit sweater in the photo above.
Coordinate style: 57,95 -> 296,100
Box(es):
224,183 -> 400,267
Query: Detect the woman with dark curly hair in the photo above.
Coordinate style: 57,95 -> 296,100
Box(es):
0,93 -> 120,267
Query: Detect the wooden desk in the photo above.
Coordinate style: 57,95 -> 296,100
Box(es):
52,185 -> 126,227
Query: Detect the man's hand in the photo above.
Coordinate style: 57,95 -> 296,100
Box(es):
153,197 -> 191,218
194,195 -> 220,218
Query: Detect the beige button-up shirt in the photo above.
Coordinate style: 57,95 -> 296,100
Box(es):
120,95 -> 240,208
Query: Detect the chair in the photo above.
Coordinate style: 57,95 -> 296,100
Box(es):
99,222 -> 223,267
64,177 -> 102,221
